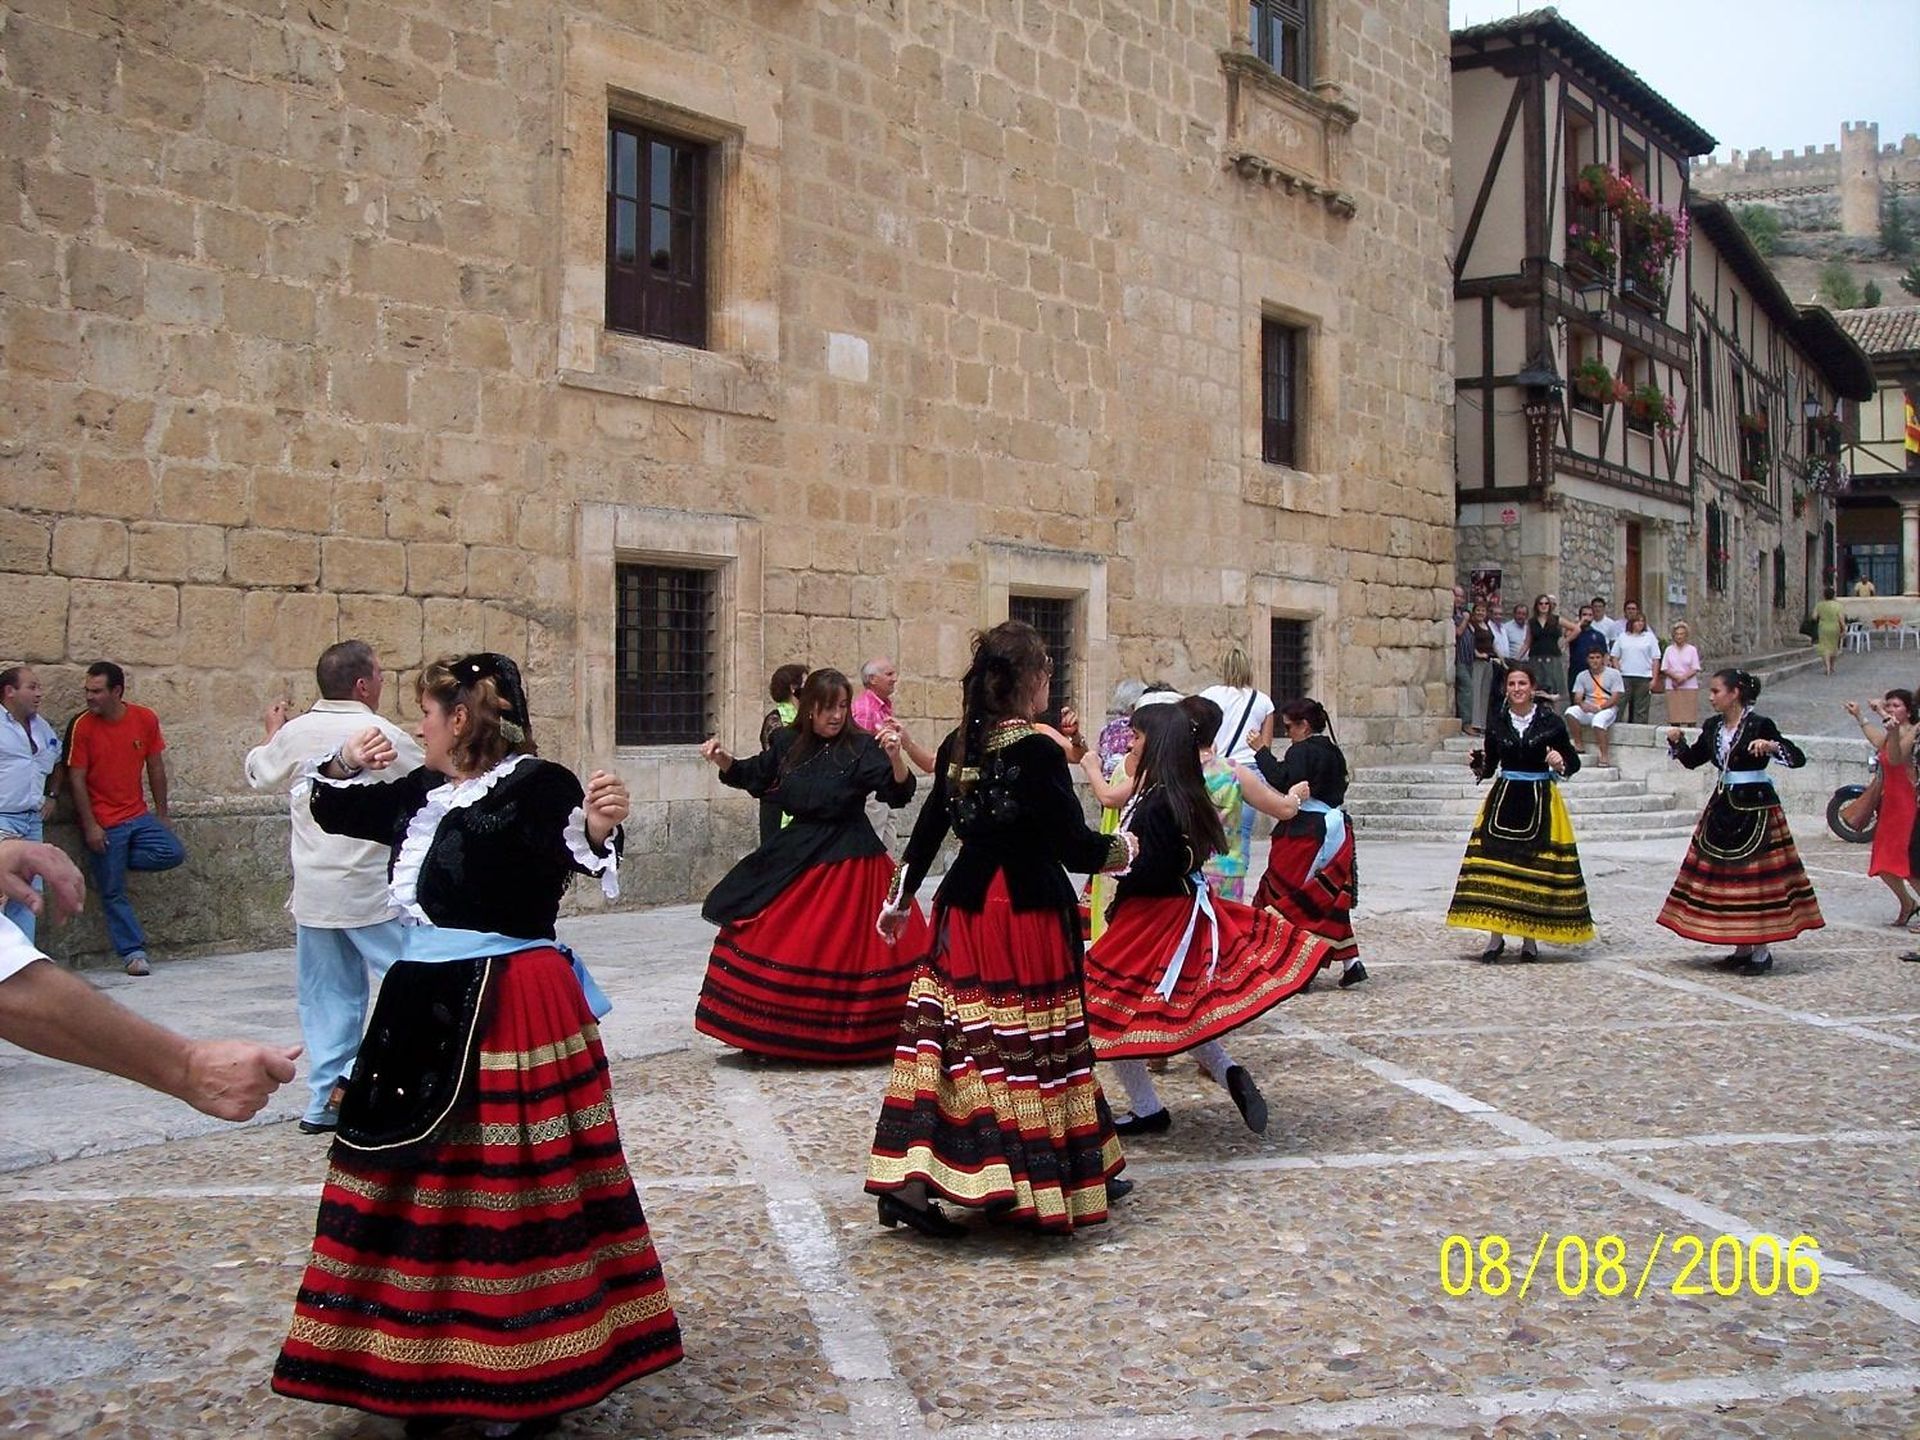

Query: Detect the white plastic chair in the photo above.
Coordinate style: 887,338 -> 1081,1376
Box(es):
1843,622 -> 1872,654
1900,619 -> 1920,651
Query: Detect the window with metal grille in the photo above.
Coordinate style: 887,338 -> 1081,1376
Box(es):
1261,318 -> 1302,467
1269,617 -> 1312,703
615,563 -> 714,745
1008,594 -> 1074,727
606,120 -> 709,348
1772,546 -> 1788,609
1249,0 -> 1310,84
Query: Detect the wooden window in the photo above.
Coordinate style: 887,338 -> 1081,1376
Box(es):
1705,503 -> 1726,593
1008,594 -> 1074,727
606,120 -> 709,348
1260,317 -> 1302,467
1570,328 -> 1605,417
1772,546 -> 1788,610
1249,0 -> 1309,85
1622,353 -> 1654,435
1269,617 -> 1312,702
616,563 -> 714,744
1697,330 -> 1713,411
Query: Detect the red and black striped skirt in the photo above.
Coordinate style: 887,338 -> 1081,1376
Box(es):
1084,892 -> 1328,1058
696,854 -> 930,1062
865,874 -> 1122,1233
272,948 -> 682,1424
1252,824 -> 1359,970
1658,798 -> 1824,945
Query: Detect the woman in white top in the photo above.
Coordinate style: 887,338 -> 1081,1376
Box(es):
1199,647 -> 1275,872
1610,615 -> 1663,725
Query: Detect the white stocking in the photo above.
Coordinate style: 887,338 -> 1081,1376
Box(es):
1106,1058 -> 1165,1116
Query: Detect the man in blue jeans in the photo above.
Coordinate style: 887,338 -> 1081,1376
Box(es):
66,662 -> 186,975
0,666 -> 63,941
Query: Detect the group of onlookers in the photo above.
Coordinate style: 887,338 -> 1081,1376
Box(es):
1450,588 -> 1703,762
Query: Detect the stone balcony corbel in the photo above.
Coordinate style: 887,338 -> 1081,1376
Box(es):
1218,49 -> 1358,219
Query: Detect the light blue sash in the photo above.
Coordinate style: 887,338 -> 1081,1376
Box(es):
1300,799 -> 1347,882
1154,874 -> 1220,1000
397,924 -> 612,1020
1721,768 -> 1773,789
1499,769 -> 1553,782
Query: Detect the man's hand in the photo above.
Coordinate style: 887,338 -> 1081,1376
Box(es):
264,699 -> 292,739
179,1040 -> 303,1121
0,839 -> 85,922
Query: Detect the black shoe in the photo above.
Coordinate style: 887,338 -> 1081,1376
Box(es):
1478,939 -> 1505,963
1113,1107 -> 1173,1136
403,1422 -> 454,1438
1338,961 -> 1368,988
1519,940 -> 1539,963
1716,951 -> 1750,967
1225,1065 -> 1268,1135
876,1192 -> 967,1240
1105,1175 -> 1135,1205
1735,955 -> 1774,977
1900,951 -> 1920,963
296,1115 -> 337,1135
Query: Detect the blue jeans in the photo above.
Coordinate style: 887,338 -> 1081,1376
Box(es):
89,813 -> 187,957
295,919 -> 404,1123
0,808 -> 42,941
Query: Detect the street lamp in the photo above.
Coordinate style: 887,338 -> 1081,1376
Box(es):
1802,389 -> 1823,422
1578,280 -> 1611,318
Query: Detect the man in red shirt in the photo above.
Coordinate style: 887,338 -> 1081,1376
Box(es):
66,662 -> 186,975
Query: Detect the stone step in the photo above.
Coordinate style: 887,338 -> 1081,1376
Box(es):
1345,792 -> 1680,817
1347,778 -> 1653,801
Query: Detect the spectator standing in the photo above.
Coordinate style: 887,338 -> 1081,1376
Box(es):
0,666 -> 62,941
1452,589 -> 1478,729
1566,605 -> 1608,679
67,662 -> 185,976
244,640 -> 424,1134
1564,649 -> 1623,765
1853,575 -> 1878,598
1199,646 -> 1277,875
1611,614 -> 1663,724
1464,602 -> 1498,735
852,658 -> 936,852
1496,603 -> 1530,662
756,663 -> 809,844
1660,621 -> 1703,724
1589,596 -> 1624,647
1522,594 -> 1574,702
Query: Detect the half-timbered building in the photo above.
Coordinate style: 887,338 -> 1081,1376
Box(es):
1832,307 -> 1920,595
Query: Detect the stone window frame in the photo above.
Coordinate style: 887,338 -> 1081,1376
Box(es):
559,20 -> 780,420
578,503 -> 762,804
1239,272 -> 1340,515
1252,574 -> 1338,719
981,543 -> 1108,732
1221,0 -> 1357,215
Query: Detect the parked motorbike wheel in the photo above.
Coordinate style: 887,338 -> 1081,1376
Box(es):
1827,784 -> 1876,844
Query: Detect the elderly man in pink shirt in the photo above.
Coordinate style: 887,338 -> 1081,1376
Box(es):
851,659 -> 935,852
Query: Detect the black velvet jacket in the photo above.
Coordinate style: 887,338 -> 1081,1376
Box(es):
703,728 -> 915,925
1109,789 -> 1200,911
1470,704 -> 1581,783
1670,711 -> 1805,774
310,755 -> 619,939
1252,733 -> 1350,840
1671,711 -> 1803,860
899,725 -> 1127,913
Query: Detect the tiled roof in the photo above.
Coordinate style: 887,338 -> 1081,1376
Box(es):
1834,306 -> 1920,359
1451,8 -> 1716,156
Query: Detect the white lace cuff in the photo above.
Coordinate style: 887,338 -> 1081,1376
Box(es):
303,751 -> 384,787
564,805 -> 621,899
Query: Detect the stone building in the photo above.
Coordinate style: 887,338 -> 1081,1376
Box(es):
1832,306 -> 1920,593
1448,12 -> 1870,660
2,0 -> 1454,960
1691,124 -> 1920,241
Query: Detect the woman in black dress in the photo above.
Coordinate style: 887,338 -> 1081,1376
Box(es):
695,667 -> 930,1062
1521,593 -> 1575,703
272,654 -> 681,1435
1247,698 -> 1363,987
866,620 -> 1134,1238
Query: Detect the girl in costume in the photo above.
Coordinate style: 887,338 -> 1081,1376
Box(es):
273,654 -> 681,1437
1659,669 -> 1823,975
695,668 -> 930,1062
865,621 -> 1134,1239
1247,698 -> 1363,987
1444,664 -> 1596,962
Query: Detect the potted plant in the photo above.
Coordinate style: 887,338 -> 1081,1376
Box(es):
1626,383 -> 1677,433
1572,356 -> 1622,410
1621,205 -> 1687,309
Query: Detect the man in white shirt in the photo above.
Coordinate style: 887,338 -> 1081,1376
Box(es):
1496,604 -> 1530,662
1564,650 -> 1623,765
0,666 -> 62,941
245,640 -> 424,1133
0,838 -> 299,1118
1589,595 -> 1624,647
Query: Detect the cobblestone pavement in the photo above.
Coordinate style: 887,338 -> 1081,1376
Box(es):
1750,642 -> 1920,739
3,825 -> 1918,1438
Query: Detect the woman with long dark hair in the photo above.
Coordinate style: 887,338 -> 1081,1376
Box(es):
754,662 -> 809,844
273,654 -> 681,1435
1659,669 -> 1823,974
1445,664 -> 1596,961
1520,593 -> 1576,703
1081,703 -> 1329,1136
695,668 -> 929,1062
865,620 -> 1134,1239
1849,689 -> 1918,925
1244,698 -> 1363,987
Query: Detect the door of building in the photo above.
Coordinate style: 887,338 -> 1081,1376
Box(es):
1624,521 -> 1643,610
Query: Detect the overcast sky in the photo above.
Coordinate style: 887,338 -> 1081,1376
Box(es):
1448,1 -> 1920,161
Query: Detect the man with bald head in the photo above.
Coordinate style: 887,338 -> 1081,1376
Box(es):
851,658 -> 936,852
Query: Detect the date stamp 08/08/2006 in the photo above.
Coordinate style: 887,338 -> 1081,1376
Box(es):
1439,1233 -> 1823,1301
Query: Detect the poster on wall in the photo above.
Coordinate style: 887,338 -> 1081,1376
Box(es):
1469,568 -> 1503,613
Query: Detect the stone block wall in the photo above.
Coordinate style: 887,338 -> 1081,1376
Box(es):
4,0 -> 1455,959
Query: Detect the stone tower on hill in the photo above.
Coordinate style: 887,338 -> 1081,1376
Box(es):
1691,122 -> 1920,239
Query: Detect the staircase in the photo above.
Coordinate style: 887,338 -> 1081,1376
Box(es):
1346,736 -> 1698,842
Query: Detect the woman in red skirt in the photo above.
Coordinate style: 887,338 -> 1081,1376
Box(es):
273,654 -> 680,1437
1846,690 -> 1918,923
866,620 -> 1135,1239
695,667 -> 930,1061
1246,698 -> 1363,987
1083,702 -> 1330,1136
1659,668 -> 1823,976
